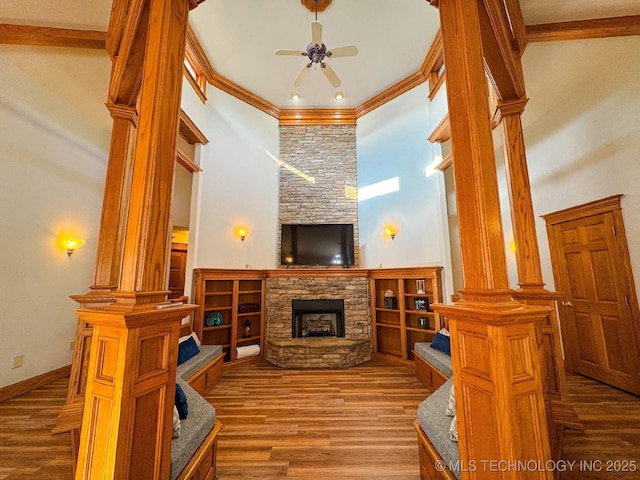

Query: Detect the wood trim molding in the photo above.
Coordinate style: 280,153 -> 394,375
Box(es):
209,70 -> 281,119
542,195 -> 623,226
186,19 -> 444,124
179,109 -> 208,144
280,108 -> 356,126
478,0 -> 526,101
184,65 -> 207,103
0,24 -> 106,49
436,152 -> 453,171
527,15 -> 640,43
356,30 -> 443,117
176,149 -> 201,172
267,268 -> 370,278
503,0 -> 527,52
428,114 -> 450,143
355,70 -> 427,118
0,365 -> 71,402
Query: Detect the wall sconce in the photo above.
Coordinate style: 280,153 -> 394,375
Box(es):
235,227 -> 248,242
384,226 -> 398,240
61,237 -> 86,257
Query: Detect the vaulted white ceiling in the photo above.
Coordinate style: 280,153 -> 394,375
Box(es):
1,0 -> 639,110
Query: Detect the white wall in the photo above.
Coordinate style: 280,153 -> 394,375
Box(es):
184,87 -> 280,273
520,36 -> 640,291
0,46 -> 111,386
357,84 -> 449,281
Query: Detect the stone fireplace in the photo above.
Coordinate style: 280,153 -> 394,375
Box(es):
292,299 -> 345,338
265,271 -> 372,368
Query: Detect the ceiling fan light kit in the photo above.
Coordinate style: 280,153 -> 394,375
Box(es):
275,1 -> 358,90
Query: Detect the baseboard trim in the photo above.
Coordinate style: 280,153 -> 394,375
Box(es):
0,364 -> 71,402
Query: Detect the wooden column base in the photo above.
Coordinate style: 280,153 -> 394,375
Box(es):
434,301 -> 554,480
74,303 -> 196,480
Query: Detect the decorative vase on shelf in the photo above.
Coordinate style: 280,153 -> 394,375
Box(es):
418,317 -> 428,329
383,289 -> 397,309
243,319 -> 252,338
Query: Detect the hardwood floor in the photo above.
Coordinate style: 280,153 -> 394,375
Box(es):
0,361 -> 638,479
0,379 -> 72,479
559,375 -> 640,480
205,360 -> 430,479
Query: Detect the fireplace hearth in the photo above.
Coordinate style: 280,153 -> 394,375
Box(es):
292,299 -> 345,338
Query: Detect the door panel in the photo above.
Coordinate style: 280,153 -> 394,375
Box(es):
545,197 -> 640,395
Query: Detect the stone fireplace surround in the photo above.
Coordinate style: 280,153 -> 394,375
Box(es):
265,269 -> 372,368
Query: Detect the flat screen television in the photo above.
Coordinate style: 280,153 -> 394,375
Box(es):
281,223 -> 355,267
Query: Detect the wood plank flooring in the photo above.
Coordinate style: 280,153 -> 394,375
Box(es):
205,360 -> 430,479
0,360 -> 638,479
0,379 -> 72,479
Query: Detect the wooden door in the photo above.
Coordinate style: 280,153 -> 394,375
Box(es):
544,196 -> 640,395
168,243 -> 188,299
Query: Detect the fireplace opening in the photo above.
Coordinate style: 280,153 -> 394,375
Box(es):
292,299 -> 345,338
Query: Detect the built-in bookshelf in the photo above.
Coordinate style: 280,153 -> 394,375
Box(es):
193,269 -> 266,363
370,267 -> 444,364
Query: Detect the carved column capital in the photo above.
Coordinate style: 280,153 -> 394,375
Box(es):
106,102 -> 139,127
496,97 -> 529,117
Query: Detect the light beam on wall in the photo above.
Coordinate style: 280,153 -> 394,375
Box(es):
266,150 -> 315,184
345,185 -> 358,200
358,177 -> 400,202
425,155 -> 442,177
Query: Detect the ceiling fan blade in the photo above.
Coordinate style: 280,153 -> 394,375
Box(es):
321,62 -> 341,87
311,21 -> 322,45
327,45 -> 358,58
293,64 -> 311,87
275,49 -> 306,56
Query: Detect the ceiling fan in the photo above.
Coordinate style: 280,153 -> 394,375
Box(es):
275,2 -> 358,88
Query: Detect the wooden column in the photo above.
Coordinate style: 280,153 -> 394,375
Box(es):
429,0 -> 553,477
66,104 -> 138,399
74,305 -> 194,480
116,0 -> 190,304
497,99 -> 581,463
496,98 -> 544,291
74,0 -> 199,478
91,103 -> 138,293
435,0 -> 512,303
54,105 -> 138,464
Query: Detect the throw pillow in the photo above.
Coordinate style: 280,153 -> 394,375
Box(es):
172,405 -> 181,439
430,330 -> 451,356
449,415 -> 458,442
175,383 -> 188,419
179,331 -> 201,347
177,336 -> 200,365
445,383 -> 456,416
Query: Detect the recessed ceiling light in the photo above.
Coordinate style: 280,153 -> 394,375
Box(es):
334,92 -> 344,101
291,93 -> 300,101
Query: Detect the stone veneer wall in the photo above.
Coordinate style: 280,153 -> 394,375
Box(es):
265,274 -> 372,367
279,125 -> 359,266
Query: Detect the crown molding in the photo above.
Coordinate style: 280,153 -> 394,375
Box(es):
280,109 -> 356,126
0,24 -> 106,49
527,15 -> 640,42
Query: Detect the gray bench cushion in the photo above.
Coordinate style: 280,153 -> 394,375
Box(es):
170,344 -> 222,480
417,378 -> 460,479
414,342 -> 453,378
177,344 -> 224,382
170,377 -> 216,480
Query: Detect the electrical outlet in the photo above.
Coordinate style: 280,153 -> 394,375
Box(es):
69,340 -> 76,351
12,354 -> 24,369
